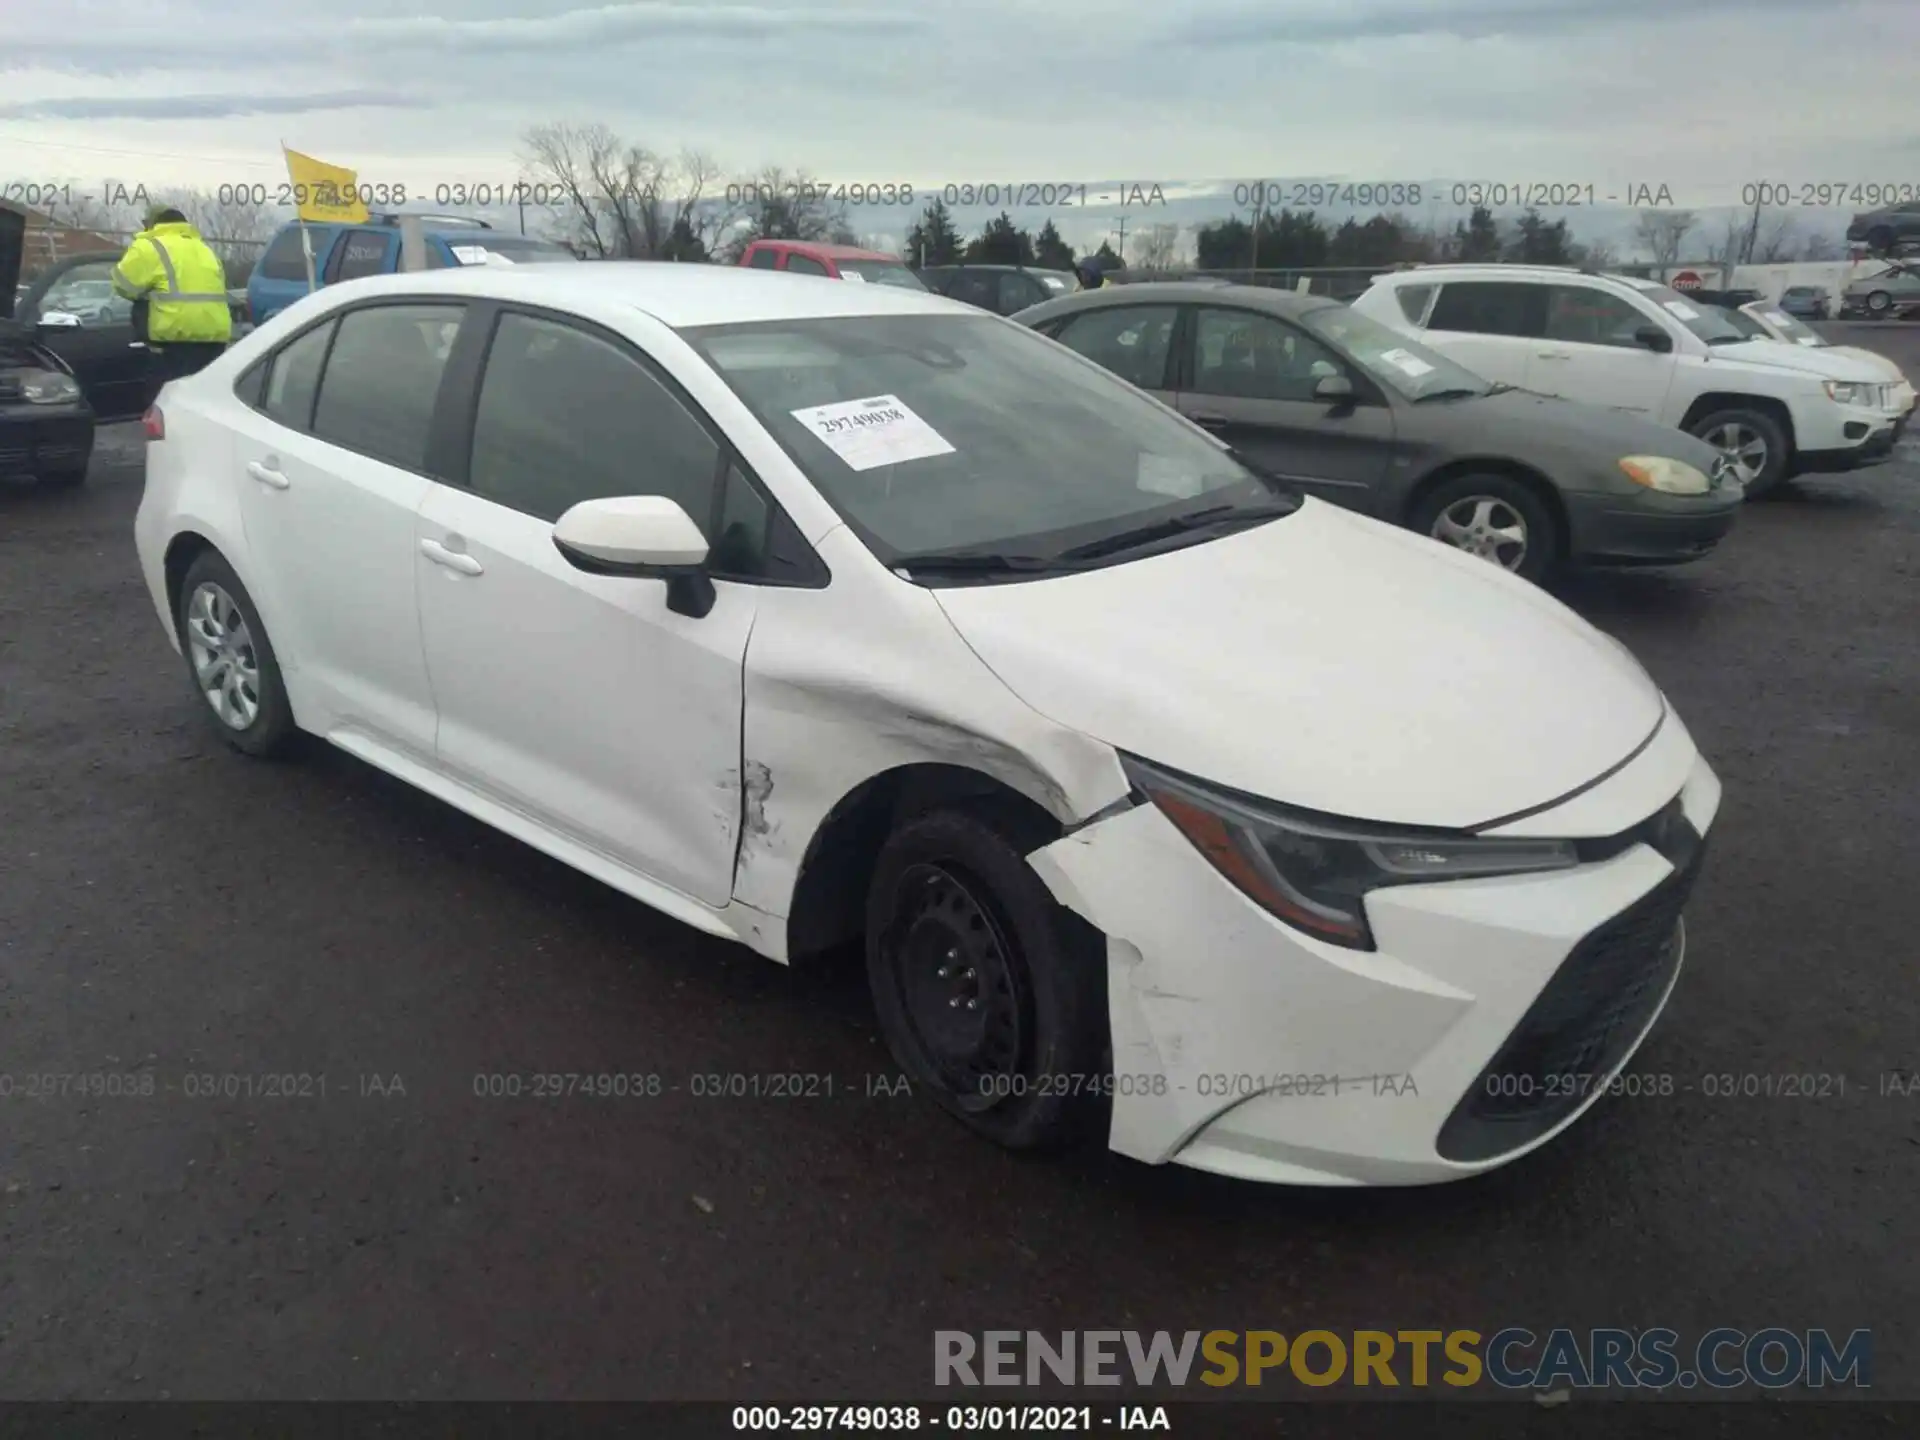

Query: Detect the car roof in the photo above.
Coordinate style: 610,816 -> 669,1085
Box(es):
312,259 -> 967,328
750,240 -> 905,262
1018,281 -> 1341,320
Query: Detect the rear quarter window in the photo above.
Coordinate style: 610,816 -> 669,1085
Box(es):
255,227 -> 314,283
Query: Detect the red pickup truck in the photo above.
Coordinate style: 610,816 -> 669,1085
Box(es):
737,239 -> 928,290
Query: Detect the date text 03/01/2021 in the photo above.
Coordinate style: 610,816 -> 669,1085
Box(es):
730,1405 -> 1170,1433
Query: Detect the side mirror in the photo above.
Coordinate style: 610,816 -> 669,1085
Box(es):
1313,374 -> 1356,402
552,495 -> 715,617
1633,324 -> 1674,354
38,311 -> 83,330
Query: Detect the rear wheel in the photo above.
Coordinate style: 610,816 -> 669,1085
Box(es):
1863,290 -> 1894,316
1688,407 -> 1790,499
1408,473 -> 1560,583
865,807 -> 1108,1152
175,551 -> 299,758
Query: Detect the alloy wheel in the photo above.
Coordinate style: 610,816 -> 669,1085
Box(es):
1432,496 -> 1529,571
883,862 -> 1028,1112
1865,291 -> 1892,315
1704,422 -> 1770,486
185,581 -> 262,730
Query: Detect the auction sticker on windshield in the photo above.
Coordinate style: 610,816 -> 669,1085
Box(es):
1379,347 -> 1436,378
1663,299 -> 1700,320
791,395 -> 957,471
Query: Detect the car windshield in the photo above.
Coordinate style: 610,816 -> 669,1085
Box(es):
444,236 -> 578,264
684,313 -> 1286,566
836,261 -> 927,290
1715,306 -> 1769,339
1636,285 -> 1756,344
1749,306 -> 1825,346
1296,303 -> 1492,398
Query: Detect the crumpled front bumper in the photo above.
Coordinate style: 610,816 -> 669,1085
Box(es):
1028,719 -> 1722,1187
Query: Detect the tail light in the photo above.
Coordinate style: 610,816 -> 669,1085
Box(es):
142,406 -> 165,441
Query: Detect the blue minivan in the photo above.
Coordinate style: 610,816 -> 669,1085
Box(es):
246,214 -> 578,324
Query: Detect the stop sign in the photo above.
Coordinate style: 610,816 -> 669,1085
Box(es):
1671,270 -> 1703,291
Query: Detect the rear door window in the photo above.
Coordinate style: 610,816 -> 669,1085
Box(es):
309,303 -> 465,472
256,228 -> 312,282
746,248 -> 781,270
260,319 -> 336,431
1051,304 -> 1179,390
327,230 -> 393,282
1427,281 -> 1545,337
785,254 -> 830,276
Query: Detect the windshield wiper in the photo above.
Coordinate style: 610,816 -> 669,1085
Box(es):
1411,386 -> 1487,403
891,551 -> 1082,577
1057,499 -> 1296,561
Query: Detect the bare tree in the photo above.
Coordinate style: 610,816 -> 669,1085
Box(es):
1128,223 -> 1182,271
1573,238 -> 1620,271
722,166 -> 852,260
1704,211 -> 1756,270
1748,210 -> 1800,264
1800,231 -> 1841,261
1633,209 -> 1697,266
519,122 -> 726,259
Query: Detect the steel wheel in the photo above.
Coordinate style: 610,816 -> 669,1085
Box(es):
881,862 -> 1029,1113
1432,496 -> 1529,571
1703,422 -> 1770,486
185,581 -> 262,731
1865,291 -> 1892,315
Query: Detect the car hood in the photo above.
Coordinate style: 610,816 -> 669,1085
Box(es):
933,500 -> 1665,830
1819,345 -> 1910,385
1459,386 -> 1724,464
0,201 -> 23,321
1708,339 -> 1887,381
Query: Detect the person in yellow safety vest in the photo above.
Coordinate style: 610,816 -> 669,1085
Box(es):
110,206 -> 231,380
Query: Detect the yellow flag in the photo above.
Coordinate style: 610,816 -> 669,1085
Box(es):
282,147 -> 370,224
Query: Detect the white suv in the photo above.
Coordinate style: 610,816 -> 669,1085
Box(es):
1352,265 -> 1905,497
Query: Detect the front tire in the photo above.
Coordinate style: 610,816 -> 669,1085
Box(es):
175,551 -> 299,758
1408,473 -> 1560,583
1863,290 -> 1893,316
1688,407 -> 1790,499
865,807 -> 1109,1152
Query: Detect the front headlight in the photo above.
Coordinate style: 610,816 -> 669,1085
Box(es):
1122,756 -> 1579,951
1617,455 -> 1710,495
1823,381 -> 1873,405
20,370 -> 82,405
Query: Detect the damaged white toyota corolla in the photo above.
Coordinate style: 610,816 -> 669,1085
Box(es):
134,263 -> 1720,1186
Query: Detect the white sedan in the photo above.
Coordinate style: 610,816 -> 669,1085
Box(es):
134,262 -> 1721,1186
1727,301 -> 1916,426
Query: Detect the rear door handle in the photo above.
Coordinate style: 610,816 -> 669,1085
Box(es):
246,460 -> 289,489
420,537 -> 483,575
1534,350 -> 1571,360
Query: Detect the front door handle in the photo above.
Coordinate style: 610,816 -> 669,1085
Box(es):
246,459 -> 289,489
1534,350 -> 1571,360
420,537 -> 483,575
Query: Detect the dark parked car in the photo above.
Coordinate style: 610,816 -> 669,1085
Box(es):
1775,285 -> 1830,320
0,201 -> 97,487
1846,202 -> 1920,255
1014,282 -> 1743,582
11,248 -> 182,423
918,264 -> 1076,316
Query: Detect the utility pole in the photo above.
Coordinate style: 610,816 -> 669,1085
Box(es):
1112,215 -> 1129,266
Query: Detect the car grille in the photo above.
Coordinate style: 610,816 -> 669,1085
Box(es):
1436,826 -> 1705,1164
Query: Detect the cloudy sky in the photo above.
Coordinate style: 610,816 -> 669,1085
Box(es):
4,0 -> 1917,217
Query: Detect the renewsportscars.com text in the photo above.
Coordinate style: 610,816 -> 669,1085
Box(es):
934,1328 -> 1871,1391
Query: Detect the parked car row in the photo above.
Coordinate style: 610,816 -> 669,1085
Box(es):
134,260 -> 1728,1187
1347,264 -> 1911,496
1013,282 -> 1742,581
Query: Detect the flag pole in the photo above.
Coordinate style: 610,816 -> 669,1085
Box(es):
283,141 -> 317,294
